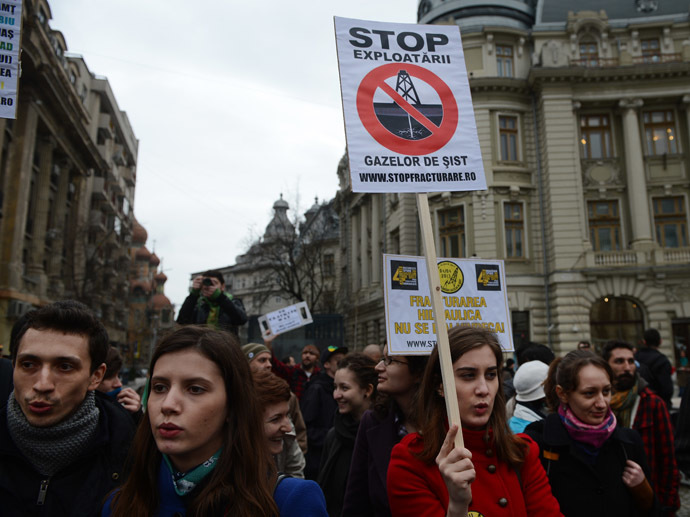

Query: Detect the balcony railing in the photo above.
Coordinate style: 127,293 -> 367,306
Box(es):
586,247 -> 690,268
658,247 -> 690,264
592,250 -> 638,266
632,53 -> 682,64
571,57 -> 620,68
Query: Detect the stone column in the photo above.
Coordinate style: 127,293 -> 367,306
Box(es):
371,195 -> 381,284
26,135 -> 56,296
360,201 -> 370,287
683,96 -> 690,153
47,159 -> 72,292
0,100 -> 39,289
351,208 -> 359,292
619,98 -> 654,249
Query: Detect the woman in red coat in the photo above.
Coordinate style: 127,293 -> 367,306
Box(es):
387,326 -> 562,517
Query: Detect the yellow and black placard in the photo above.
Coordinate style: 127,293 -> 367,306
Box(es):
475,263 -> 501,291
438,260 -> 463,294
391,260 -> 419,290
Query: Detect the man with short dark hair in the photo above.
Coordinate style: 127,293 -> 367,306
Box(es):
603,340 -> 679,516
176,269 -> 247,335
96,346 -> 142,421
635,327 -> 673,407
0,301 -> 135,516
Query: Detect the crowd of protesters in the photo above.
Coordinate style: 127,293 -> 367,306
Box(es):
0,271 -> 688,516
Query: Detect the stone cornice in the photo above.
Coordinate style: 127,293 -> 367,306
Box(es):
528,62 -> 690,88
469,77 -> 530,95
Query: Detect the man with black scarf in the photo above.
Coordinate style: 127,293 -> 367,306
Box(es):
604,340 -> 679,516
0,301 -> 135,516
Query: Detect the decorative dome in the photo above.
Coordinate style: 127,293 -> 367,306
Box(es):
132,218 -> 148,245
149,252 -> 160,266
150,293 -> 172,310
130,280 -> 151,294
135,246 -> 151,260
305,196 -> 320,216
154,271 -> 168,283
264,194 -> 295,241
273,193 -> 289,210
418,0 -> 536,31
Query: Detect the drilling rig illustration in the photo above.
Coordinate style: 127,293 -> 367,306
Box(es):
373,70 -> 444,140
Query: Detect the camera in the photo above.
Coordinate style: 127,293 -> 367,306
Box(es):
202,278 -> 213,287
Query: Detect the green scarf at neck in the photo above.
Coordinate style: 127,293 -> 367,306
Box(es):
610,380 -> 639,428
162,449 -> 222,496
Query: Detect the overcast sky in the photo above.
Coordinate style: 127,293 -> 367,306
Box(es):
49,0 -> 418,309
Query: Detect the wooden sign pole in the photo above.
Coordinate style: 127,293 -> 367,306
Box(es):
416,193 -> 463,448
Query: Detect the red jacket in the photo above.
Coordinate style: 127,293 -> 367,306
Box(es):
387,427 -> 562,517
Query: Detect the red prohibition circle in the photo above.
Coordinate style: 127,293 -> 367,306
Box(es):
356,63 -> 458,156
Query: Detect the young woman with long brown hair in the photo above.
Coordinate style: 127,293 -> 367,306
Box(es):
387,326 -> 562,517
317,353 -> 378,517
102,326 -> 317,517
524,350 -> 657,516
341,347 -> 428,517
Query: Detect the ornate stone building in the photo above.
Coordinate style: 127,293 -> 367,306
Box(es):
193,195 -> 343,354
0,0 -> 138,350
127,219 -> 174,370
337,1 -> 690,361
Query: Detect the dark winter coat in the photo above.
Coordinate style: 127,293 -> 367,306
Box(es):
341,409 -> 401,517
0,392 -> 135,517
524,413 -> 659,517
635,347 -> 673,407
300,372 -> 337,480
0,357 -> 12,409
176,290 -> 247,335
317,410 -> 360,517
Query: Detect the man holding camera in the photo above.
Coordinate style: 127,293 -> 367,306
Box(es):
176,270 -> 247,335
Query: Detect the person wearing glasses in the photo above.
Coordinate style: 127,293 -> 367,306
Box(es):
301,345 -> 348,480
341,347 -> 428,517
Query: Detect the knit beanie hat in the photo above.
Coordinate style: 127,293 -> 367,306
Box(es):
242,343 -> 270,362
514,360 -> 549,402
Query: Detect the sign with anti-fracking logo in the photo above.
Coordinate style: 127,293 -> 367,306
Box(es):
334,17 -> 485,193
383,254 -> 513,354
0,0 -> 21,119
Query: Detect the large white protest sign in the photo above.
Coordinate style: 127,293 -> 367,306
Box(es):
0,0 -> 21,119
383,254 -> 513,354
258,301 -> 313,338
335,17 -> 485,193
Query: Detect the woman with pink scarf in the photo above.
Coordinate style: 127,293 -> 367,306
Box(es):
524,350 -> 659,517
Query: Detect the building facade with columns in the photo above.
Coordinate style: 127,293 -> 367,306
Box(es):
0,0 -> 138,350
337,1 -> 690,361
191,195 -> 343,355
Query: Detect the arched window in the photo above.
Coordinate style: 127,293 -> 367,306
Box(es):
590,296 -> 644,349
579,39 -> 599,67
